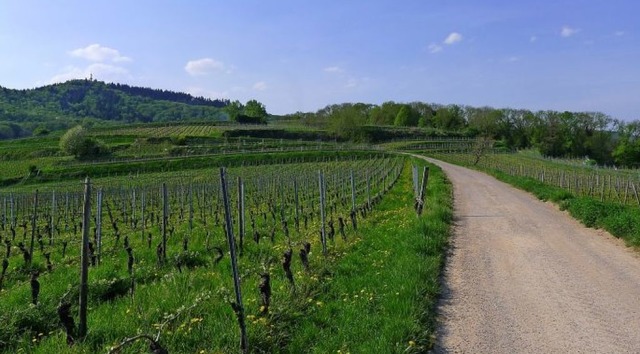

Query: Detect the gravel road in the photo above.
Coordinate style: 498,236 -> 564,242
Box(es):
422,157 -> 640,353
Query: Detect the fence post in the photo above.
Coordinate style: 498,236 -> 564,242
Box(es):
416,167 -> 430,216
96,189 -> 103,265
50,191 -> 56,246
79,177 -> 91,338
29,190 -> 38,268
350,170 -> 356,212
319,171 -> 327,255
162,183 -> 168,262
237,176 -> 245,255
220,168 -> 248,353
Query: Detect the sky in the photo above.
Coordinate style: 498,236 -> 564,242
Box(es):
1,0 -> 639,120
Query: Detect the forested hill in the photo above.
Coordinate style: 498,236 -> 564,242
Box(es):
0,79 -> 230,137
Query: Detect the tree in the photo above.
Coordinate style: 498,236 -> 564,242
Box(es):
243,99 -> 268,122
59,125 -> 109,160
394,106 -> 411,126
433,105 -> 466,131
60,125 -> 88,157
467,106 -> 503,138
326,103 -> 368,141
410,102 -> 434,128
612,120 -> 640,167
223,100 -> 244,121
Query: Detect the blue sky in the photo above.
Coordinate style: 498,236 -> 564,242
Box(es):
1,0 -> 639,120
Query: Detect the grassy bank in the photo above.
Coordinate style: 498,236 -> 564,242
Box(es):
284,159 -> 453,353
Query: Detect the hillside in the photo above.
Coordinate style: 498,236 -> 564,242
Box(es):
0,80 -> 230,138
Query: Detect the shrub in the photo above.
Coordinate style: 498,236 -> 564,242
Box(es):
59,125 -> 110,160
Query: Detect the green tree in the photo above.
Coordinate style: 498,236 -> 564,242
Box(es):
467,106 -> 503,138
394,106 -> 411,126
433,105 -> 466,130
59,125 -> 88,157
224,100 -> 244,121
612,120 -> 640,167
59,125 -> 109,160
243,99 -> 268,123
327,103 -> 368,141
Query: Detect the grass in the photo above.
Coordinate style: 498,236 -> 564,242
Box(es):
284,158 -> 452,353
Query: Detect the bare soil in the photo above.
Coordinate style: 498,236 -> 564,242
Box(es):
425,157 -> 640,353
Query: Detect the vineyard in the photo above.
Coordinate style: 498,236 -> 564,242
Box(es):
0,123 -> 374,184
428,151 -> 640,207
0,155 -> 446,353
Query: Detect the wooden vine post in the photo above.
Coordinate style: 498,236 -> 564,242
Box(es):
220,168 -> 248,353
79,177 -> 91,338
28,190 -> 38,267
318,171 -> 327,255
50,190 -> 56,246
237,176 -> 245,255
188,184 -> 194,236
350,170 -> 356,212
294,179 -> 299,231
366,171 -> 371,209
96,189 -> 103,265
162,183 -> 168,262
416,167 -> 430,216
141,190 -> 146,241
412,165 -> 419,198
131,189 -> 136,228
2,196 -> 6,239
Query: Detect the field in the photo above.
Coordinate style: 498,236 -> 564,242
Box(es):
429,151 -> 640,206
0,124 -> 454,353
0,122 -> 369,185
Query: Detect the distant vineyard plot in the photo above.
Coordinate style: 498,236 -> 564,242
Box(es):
430,151 -> 640,207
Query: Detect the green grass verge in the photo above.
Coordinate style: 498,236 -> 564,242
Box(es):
284,159 -> 453,353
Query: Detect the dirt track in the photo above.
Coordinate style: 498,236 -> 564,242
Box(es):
422,157 -> 640,353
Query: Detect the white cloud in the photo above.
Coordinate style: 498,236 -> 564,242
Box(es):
69,44 -> 131,62
252,81 -> 267,91
506,56 -> 520,62
184,58 -> 228,76
444,32 -> 463,45
324,66 -> 344,73
561,26 -> 579,38
428,43 -> 443,53
615,31 -> 625,37
49,63 -> 130,84
345,78 -> 358,88
530,35 -> 538,43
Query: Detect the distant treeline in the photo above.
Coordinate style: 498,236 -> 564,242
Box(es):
287,101 -> 640,167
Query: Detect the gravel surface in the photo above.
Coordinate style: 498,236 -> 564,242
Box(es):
422,157 -> 640,353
